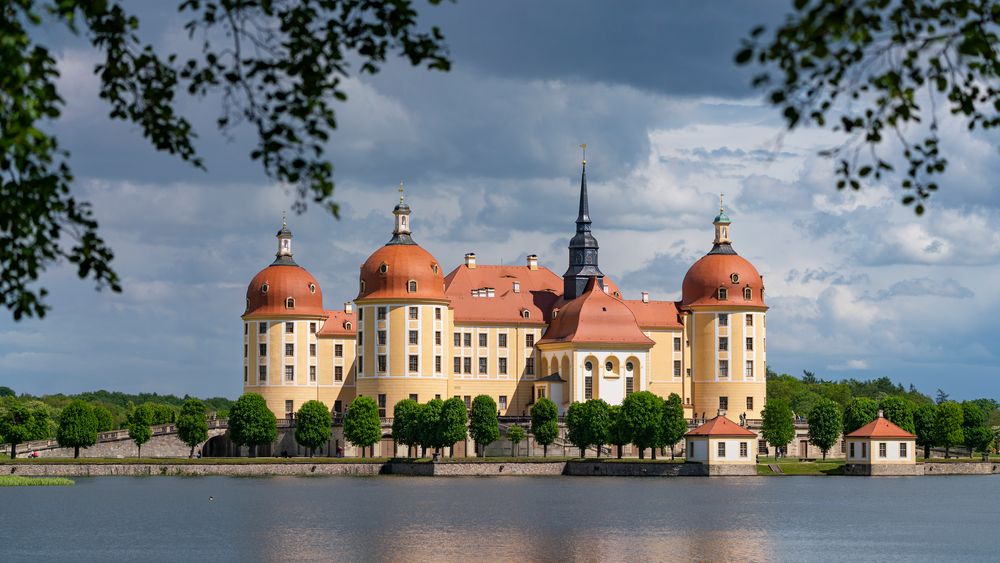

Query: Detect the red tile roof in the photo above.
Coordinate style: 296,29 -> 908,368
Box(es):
316,310 -> 357,337
444,264 -> 562,325
623,299 -> 684,330
845,416 -> 916,439
685,415 -> 757,437
538,277 -> 654,347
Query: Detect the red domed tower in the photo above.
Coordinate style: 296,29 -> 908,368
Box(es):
682,198 -> 767,422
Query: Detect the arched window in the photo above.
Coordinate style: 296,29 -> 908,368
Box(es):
521,310 -> 530,319
378,263 -> 388,274
309,283 -> 316,294
246,297 -> 250,309
261,283 -> 269,294
605,361 -> 613,372
285,297 -> 295,309
407,280 -> 417,293
432,264 -> 439,274
345,322 -> 352,330
625,362 -> 634,396
717,287 -> 728,300
743,287 -> 752,300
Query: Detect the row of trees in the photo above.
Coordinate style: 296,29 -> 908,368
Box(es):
563,392 -> 688,459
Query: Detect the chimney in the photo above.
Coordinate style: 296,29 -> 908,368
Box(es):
344,301 -> 354,314
526,254 -> 538,270
641,291 -> 649,303
465,252 -> 477,269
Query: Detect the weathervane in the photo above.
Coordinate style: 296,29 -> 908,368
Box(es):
282,210 -> 287,227
719,193 -> 724,212
580,143 -> 587,165
399,181 -> 405,204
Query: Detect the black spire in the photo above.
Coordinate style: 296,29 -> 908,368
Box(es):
563,153 -> 604,300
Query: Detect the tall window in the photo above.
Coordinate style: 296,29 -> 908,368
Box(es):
435,307 -> 441,320
625,362 -> 634,396
377,355 -> 387,373
358,308 -> 364,321
744,287 -> 752,301
718,313 -> 728,326
259,322 -> 267,334
409,355 -> 419,372
525,358 -> 535,375
746,337 -> 754,351
244,366 -> 248,382
357,356 -> 364,374
285,400 -> 294,415
746,314 -> 754,326
335,366 -> 343,381
407,280 -> 417,293
309,343 -> 316,357
334,400 -> 343,413
435,356 -> 442,373
285,343 -> 294,356
463,357 -> 472,374
673,337 -> 681,351
378,330 -> 386,346
479,333 -> 487,347
358,332 -> 363,346
498,357 -> 508,375
454,332 -> 461,346
499,396 -> 507,410
850,442 -> 856,457
244,344 -> 248,358
258,365 -> 267,382
745,360 -> 754,377
719,360 -> 729,378
739,442 -> 748,458
525,334 -> 535,347
879,443 -> 887,458
377,306 -> 387,320
335,344 -> 343,357
377,394 -> 386,417
409,306 -> 418,319
719,396 -> 728,411
746,396 -> 754,410
409,330 -> 418,345
584,361 -> 593,400
464,333 -> 472,347
464,396 -> 472,409
453,357 -> 461,373
719,337 -> 728,351
309,366 -> 316,382
718,442 -> 726,457
718,288 -> 728,300
899,443 -> 908,458
285,297 -> 295,309
285,321 -> 294,333
478,358 -> 488,374
498,333 -> 507,347
435,331 -> 441,345
284,365 -> 294,381
259,343 -> 267,356
673,360 -> 682,378
309,322 -> 316,333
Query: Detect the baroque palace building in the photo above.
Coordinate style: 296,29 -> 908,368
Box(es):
242,160 -> 768,423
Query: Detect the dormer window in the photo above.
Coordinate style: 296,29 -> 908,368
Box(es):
513,281 -> 520,293
407,280 -> 417,293
261,283 -> 269,294
309,283 -> 316,294
246,298 -> 250,309
717,287 -> 728,300
360,280 -> 366,293
432,264 -> 439,274
743,287 -> 752,300
379,263 -> 388,274
285,297 -> 295,309
730,273 -> 740,284
345,322 -> 352,330
552,308 -> 559,318
521,309 -> 530,319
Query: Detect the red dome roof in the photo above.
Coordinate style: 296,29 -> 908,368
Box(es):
244,264 -> 325,318
682,251 -> 766,309
357,244 -> 446,301
539,277 -> 653,346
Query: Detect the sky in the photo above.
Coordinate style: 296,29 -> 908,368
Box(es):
2,1 -> 998,400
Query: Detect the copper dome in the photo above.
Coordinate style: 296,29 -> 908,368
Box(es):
357,244 -> 446,301
244,264 -> 325,318
681,252 -> 766,309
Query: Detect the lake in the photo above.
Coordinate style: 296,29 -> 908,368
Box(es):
2,476 -> 997,561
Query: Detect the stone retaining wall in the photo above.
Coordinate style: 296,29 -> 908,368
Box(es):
1,462 -> 385,477
923,462 -> 1000,475
844,463 -> 925,476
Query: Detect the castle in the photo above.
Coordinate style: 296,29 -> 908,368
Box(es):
241,160 -> 768,424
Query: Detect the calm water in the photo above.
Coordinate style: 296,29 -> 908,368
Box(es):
2,475 -> 998,562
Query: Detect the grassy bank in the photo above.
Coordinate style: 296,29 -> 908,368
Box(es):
757,458 -> 845,476
0,475 -> 74,486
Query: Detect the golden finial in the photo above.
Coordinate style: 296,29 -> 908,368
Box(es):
399,181 -> 405,203
719,193 -> 724,212
282,210 -> 287,227
580,143 -> 587,165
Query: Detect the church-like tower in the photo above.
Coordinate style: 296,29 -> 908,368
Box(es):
563,155 -> 604,300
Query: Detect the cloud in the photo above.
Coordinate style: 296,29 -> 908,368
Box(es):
865,278 -> 974,301
828,359 -> 870,371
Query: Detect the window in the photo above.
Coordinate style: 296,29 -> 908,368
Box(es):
605,361 -> 613,372
688,442 -> 694,458
718,442 -> 726,458
259,343 -> 267,356
309,283 -> 316,294
730,273 -> 740,283
740,442 -> 748,457
745,360 -> 754,378
479,357 -> 488,374
454,332 -> 461,346
358,308 -> 364,321
409,306 -> 418,319
243,366 -> 248,382
435,356 -> 442,373
719,360 -> 729,378
378,394 -> 386,417
758,440 -> 769,454
379,263 -> 388,274
345,322 -> 351,330
285,400 -> 294,415
673,360 -> 682,378
285,343 -> 294,356
285,321 -> 294,333
464,396 -> 472,409
718,314 -> 728,327
719,396 -> 729,411
244,344 -> 248,358
335,366 -> 343,381
879,443 -> 887,458
746,314 -> 754,326
285,365 -> 294,381
335,344 -> 343,357
498,333 -> 507,347
746,396 -> 754,410
454,357 -> 461,372
435,394 -> 441,400
409,394 -> 418,402
377,355 -> 387,373
525,334 -> 535,347
378,330 -> 387,346
849,442 -> 856,457
464,358 -> 472,374
409,355 -> 419,372
309,322 -> 316,333
377,307 -> 387,320
744,287 -> 752,301
673,337 -> 682,351
525,358 -> 535,375
409,330 -> 418,345
309,366 -> 316,382
499,357 -> 508,375
357,356 -> 363,374
259,366 -> 267,382
536,387 -> 545,399
334,400 -> 343,413
746,337 -> 753,351
358,332 -> 363,346
899,443 -> 908,458
718,287 -> 728,300
862,443 -> 867,458
719,337 -> 728,351
435,331 -> 441,345
309,343 -> 316,357
244,324 -> 249,335
435,307 -> 442,320
407,280 -> 417,293
479,333 -> 487,347
499,396 -> 507,410
584,373 -> 593,400
259,322 -> 267,334
261,283 -> 269,294
521,310 -> 530,319
464,333 -> 472,347
625,372 -> 634,396
359,280 -> 366,294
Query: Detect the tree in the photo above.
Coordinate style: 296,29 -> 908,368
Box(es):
228,393 -> 278,457
176,398 -> 209,458
56,399 -> 98,458
738,1 -> 1000,215
126,404 -> 154,458
933,401 -> 964,458
530,398 -> 559,457
92,405 -> 115,433
0,401 -> 49,459
0,387 -> 14,398
391,399 -> 422,457
343,396 -> 381,457
660,394 -> 688,460
295,400 -> 332,457
621,391 -> 663,459
507,424 -> 525,457
417,398 -> 444,457
147,403 -> 176,426
607,405 -> 631,459
585,399 -> 612,458
565,402 -> 590,458
468,395 -> 499,457
760,398 -> 795,457
879,397 -> 916,435
961,401 -> 993,456
1,0 -> 452,320
936,389 -> 951,405
807,398 -> 842,460
439,397 -> 469,457
842,397 -> 879,435
913,403 -> 938,459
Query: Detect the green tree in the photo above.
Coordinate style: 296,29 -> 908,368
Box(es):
0,387 -> 15,398
585,399 -> 612,458
439,397 -> 469,457
228,393 -> 278,457
343,396 -> 381,457
417,398 -> 443,456
146,403 -> 176,426
660,394 -> 688,460
760,398 -> 795,457
92,405 -> 114,433
565,402 -> 590,458
842,397 -> 879,435
56,399 -> 98,458
933,401 -> 965,458
913,403 -> 938,459
607,404 -> 631,459
961,401 -> 993,456
507,424 -> 525,457
0,401 -> 49,459
126,404 -> 154,458
468,395 -> 499,457
738,0 -> 1000,214
295,400 -> 332,457
391,399 -> 422,457
879,396 -> 916,434
1,0 -> 452,320
530,398 -> 559,457
176,398 -> 209,458
621,391 -> 663,459
807,398 -> 843,460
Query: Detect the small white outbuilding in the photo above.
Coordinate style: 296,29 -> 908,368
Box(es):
684,415 -> 758,476
844,411 -> 921,476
